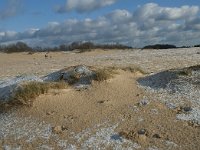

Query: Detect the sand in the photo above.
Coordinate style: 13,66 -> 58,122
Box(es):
0,48 -> 200,149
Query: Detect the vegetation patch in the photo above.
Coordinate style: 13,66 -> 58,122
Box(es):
67,74 -> 82,85
93,65 -> 146,82
93,68 -> 118,81
121,66 -> 147,74
176,70 -> 191,76
12,81 -> 67,106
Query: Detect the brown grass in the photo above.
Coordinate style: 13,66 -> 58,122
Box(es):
12,81 -> 68,106
93,65 -> 146,81
93,67 -> 118,81
121,66 -> 147,74
176,70 -> 191,76
67,74 -> 81,85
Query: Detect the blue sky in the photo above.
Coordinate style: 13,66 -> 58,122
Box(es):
0,0 -> 200,47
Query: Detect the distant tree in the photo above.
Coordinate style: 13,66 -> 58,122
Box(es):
33,46 -> 43,52
180,46 -> 191,48
0,41 -> 132,53
3,42 -> 33,53
59,44 -> 67,51
70,41 -> 81,50
143,44 -> 176,49
194,45 -> 200,47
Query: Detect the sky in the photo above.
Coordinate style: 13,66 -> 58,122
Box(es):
0,0 -> 200,47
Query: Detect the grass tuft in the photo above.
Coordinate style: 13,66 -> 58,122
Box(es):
67,74 -> 81,85
12,81 -> 68,106
94,68 -> 118,81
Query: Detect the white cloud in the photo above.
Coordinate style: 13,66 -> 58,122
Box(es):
55,0 -> 117,13
1,3 -> 200,47
0,32 -> 5,36
134,3 -> 199,21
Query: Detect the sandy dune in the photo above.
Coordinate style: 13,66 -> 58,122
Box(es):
0,48 -> 200,150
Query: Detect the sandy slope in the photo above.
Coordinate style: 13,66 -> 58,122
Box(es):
0,48 -> 200,149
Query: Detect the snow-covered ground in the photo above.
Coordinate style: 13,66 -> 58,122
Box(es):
138,66 -> 200,124
0,112 -> 141,150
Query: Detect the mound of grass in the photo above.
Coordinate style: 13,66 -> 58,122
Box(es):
12,81 -> 67,106
93,66 -> 146,81
94,68 -> 118,81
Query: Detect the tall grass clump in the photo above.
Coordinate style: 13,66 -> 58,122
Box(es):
12,81 -> 67,106
94,68 -> 118,81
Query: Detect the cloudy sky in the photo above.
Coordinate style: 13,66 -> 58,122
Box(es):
0,0 -> 200,47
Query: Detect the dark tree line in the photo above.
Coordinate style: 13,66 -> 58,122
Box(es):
194,45 -> 200,47
143,44 -> 177,49
0,42 -> 32,53
0,41 -> 132,53
1,41 -> 199,53
143,44 -> 200,49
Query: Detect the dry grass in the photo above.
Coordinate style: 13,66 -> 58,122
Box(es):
0,101 -> 8,113
12,81 -> 68,106
67,74 -> 81,85
121,66 -> 147,74
93,67 -> 118,81
49,81 -> 68,89
93,65 -> 146,81
176,70 -> 191,76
